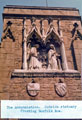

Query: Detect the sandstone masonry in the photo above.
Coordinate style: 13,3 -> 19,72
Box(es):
0,5 -> 82,100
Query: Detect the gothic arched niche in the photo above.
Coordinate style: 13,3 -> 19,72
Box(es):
45,31 -> 62,70
27,30 -> 46,70
26,29 -> 62,70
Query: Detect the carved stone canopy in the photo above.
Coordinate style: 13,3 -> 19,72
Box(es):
27,31 -> 43,47
26,23 -> 62,70
23,18 -> 65,71
27,25 -> 62,46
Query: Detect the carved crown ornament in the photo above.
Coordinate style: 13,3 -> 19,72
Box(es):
1,21 -> 15,42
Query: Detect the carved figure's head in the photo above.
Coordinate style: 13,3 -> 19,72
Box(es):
34,44 -> 39,49
50,44 -> 55,50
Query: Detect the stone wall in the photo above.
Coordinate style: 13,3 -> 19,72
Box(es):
10,73 -> 81,100
4,6 -> 79,16
0,5 -> 82,100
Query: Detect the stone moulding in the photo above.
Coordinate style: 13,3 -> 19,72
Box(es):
11,69 -> 81,78
4,5 -> 79,11
3,13 -> 81,21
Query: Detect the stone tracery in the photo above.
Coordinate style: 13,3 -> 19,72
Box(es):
23,18 -> 68,71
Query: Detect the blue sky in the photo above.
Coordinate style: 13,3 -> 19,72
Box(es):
0,0 -> 82,41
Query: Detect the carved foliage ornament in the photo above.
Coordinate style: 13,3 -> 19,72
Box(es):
55,79 -> 67,97
26,79 -> 40,97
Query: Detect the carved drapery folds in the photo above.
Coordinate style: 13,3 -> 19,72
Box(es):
23,17 -> 68,71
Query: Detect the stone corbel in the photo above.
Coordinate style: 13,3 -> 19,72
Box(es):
31,17 -> 36,27
1,21 -> 15,41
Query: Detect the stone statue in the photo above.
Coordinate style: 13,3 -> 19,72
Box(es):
28,44 -> 42,69
48,44 -> 58,69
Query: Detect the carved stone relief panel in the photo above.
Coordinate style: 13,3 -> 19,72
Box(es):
26,79 -> 40,97
55,79 -> 67,97
22,17 -> 69,71
26,31 -> 62,70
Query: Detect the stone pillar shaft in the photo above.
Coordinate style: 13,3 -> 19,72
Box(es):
60,41 -> 68,70
23,18 -> 27,70
59,20 -> 68,70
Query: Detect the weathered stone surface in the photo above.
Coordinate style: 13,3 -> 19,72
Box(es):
0,5 -> 82,100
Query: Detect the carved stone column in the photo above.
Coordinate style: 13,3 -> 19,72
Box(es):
23,18 -> 27,70
59,20 -> 68,70
60,40 -> 68,70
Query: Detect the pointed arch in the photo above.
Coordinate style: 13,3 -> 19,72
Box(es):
45,29 -> 61,46
27,27 -> 42,44
45,29 -> 63,70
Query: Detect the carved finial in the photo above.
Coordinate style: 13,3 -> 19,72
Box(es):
23,17 -> 27,21
73,22 -> 79,28
48,17 -> 53,24
40,18 -> 44,24
50,23 -> 54,29
31,17 -> 36,26
71,22 -> 82,40
7,21 -> 12,26
31,17 -> 36,23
